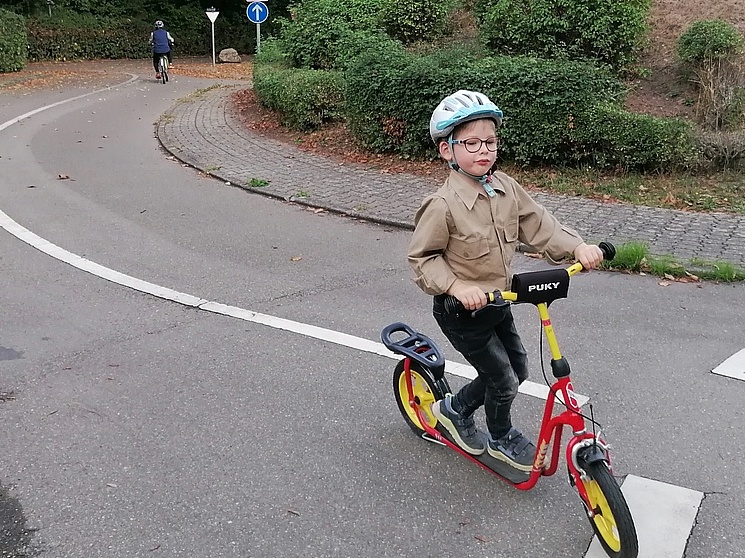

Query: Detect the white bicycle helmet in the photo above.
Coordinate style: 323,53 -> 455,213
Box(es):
429,90 -> 503,143
154,20 -> 164,28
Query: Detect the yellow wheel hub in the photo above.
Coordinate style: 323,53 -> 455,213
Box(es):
397,370 -> 438,430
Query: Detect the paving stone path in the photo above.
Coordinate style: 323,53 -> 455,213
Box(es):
158,85 -> 745,267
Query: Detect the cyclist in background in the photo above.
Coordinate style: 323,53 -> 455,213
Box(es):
149,20 -> 174,80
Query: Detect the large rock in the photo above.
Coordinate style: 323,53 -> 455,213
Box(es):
218,48 -> 242,64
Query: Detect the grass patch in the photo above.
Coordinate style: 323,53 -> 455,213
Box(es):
247,178 -> 269,187
514,166 -> 745,215
603,242 -> 745,281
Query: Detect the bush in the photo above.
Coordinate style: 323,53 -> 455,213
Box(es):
696,130 -> 745,170
330,29 -> 403,72
345,47 -> 625,162
575,104 -> 697,171
26,17 -> 151,60
380,0 -> 459,45
277,0 -> 385,69
0,8 -> 27,72
677,20 -> 745,131
474,0 -> 650,73
24,5 -> 252,61
678,19 -> 744,64
254,43 -> 345,130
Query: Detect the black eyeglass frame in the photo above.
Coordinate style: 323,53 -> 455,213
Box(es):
449,137 -> 499,153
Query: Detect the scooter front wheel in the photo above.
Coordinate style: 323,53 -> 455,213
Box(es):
579,460 -> 638,558
392,359 -> 447,436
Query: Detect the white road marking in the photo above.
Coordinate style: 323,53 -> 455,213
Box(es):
585,475 -> 703,558
712,348 -> 745,381
0,75 -> 138,133
0,208 -> 580,404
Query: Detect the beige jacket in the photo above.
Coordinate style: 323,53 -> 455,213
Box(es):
408,170 -> 584,295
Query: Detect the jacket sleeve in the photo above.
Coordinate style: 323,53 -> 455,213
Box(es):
512,179 -> 584,261
408,196 -> 458,295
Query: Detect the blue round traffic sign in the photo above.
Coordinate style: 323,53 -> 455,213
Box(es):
246,1 -> 269,24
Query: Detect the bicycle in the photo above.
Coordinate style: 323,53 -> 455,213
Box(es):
157,54 -> 169,84
381,242 -> 638,558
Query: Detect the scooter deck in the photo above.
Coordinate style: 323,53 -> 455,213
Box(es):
435,425 -> 531,485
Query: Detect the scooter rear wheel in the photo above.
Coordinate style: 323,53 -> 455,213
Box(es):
392,359 -> 446,436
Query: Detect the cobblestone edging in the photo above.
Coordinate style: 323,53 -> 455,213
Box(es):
157,85 -> 745,267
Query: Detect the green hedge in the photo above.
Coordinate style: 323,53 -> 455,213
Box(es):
341,45 -> 695,170
0,8 -> 27,72
254,42 -> 345,130
475,0 -> 650,73
345,47 -> 624,162
25,6 -> 257,61
27,19 -> 151,60
574,104 -> 697,171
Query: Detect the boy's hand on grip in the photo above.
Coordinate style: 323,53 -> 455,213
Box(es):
447,283 -> 486,311
574,242 -> 604,270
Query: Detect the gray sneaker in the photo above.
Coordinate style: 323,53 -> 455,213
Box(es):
487,428 -> 536,472
431,395 -> 485,455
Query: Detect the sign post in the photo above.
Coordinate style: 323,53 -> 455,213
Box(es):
205,7 -> 219,65
246,1 -> 269,54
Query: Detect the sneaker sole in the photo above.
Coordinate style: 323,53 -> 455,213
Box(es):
432,400 -> 485,456
487,447 -> 533,472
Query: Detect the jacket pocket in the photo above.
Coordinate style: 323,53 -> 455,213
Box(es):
446,236 -> 490,260
504,218 -> 519,243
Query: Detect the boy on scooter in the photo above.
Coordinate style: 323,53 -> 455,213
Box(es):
408,90 -> 603,472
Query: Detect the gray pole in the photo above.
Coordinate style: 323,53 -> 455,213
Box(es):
256,23 -> 261,54
211,22 -> 216,65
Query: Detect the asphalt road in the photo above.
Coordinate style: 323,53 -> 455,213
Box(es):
1,66 -> 743,558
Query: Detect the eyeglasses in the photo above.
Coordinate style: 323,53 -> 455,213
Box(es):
450,137 -> 499,153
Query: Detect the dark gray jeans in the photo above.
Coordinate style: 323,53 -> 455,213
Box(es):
433,296 -> 529,440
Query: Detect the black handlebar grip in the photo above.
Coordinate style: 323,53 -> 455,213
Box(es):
598,241 -> 616,261
443,296 -> 464,314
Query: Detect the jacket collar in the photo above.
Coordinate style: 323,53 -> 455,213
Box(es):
446,170 -> 505,209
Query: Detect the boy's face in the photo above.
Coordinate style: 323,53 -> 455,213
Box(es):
438,119 -> 498,179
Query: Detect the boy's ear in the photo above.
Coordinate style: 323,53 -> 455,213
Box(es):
438,140 -> 452,160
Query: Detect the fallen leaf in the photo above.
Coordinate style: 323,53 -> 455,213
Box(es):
474,535 -> 489,542
148,544 -> 161,551
287,509 -> 300,516
290,256 -> 302,262
58,174 -> 70,180
106,483 -> 117,488
658,280 -> 671,286
663,273 -> 675,280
